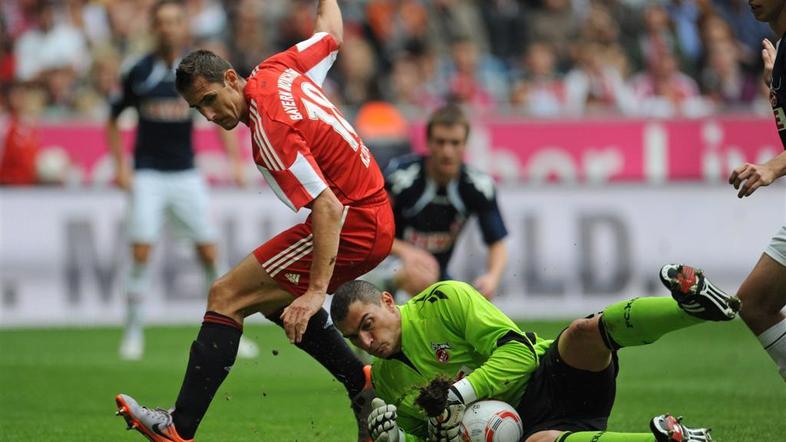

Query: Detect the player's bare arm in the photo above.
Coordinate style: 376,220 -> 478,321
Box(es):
280,188 -> 344,344
314,0 -> 343,46
729,150 -> 786,198
473,239 -> 508,299
106,117 -> 132,191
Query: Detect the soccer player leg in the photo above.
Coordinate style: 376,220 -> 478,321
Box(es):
120,170 -> 166,360
737,235 -> 786,381
598,262 -> 740,351
167,169 -> 221,288
368,398 -> 405,442
167,254 -> 289,440
525,415 -> 711,442
254,217 -> 384,441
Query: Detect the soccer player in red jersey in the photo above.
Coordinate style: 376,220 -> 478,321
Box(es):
115,1 -> 394,441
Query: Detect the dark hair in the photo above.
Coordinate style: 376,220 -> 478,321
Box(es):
330,280 -> 382,323
426,104 -> 470,142
175,50 -> 232,94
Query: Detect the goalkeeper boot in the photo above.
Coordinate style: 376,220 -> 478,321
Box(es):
115,394 -> 192,442
351,365 -> 375,442
659,264 -> 740,321
650,414 -> 712,442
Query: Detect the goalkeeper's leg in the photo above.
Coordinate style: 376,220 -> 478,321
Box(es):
525,414 -> 711,442
557,265 -> 732,373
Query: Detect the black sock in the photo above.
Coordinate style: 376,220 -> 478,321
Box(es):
267,308 -> 367,398
172,311 -> 242,439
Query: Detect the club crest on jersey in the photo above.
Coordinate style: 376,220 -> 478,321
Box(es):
432,342 -> 451,363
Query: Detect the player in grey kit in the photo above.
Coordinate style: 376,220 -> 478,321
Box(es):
107,0 -> 257,360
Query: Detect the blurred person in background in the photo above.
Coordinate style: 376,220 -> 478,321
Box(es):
106,0 -> 252,361
184,0 -> 226,43
425,0 -> 489,56
442,37 -> 508,111
727,0 -> 786,382
73,46 -> 122,119
365,0 -> 429,66
700,39 -> 760,108
0,82 -> 40,186
527,0 -> 579,69
334,35 -> 381,108
480,0 -> 530,63
636,3 -> 695,75
387,53 -> 433,110
13,0 -> 89,114
510,41 -> 566,117
369,104 -> 508,299
629,49 -> 708,117
564,42 -> 636,116
225,0 -> 273,78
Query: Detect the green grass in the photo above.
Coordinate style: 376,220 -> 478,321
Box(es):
0,320 -> 784,441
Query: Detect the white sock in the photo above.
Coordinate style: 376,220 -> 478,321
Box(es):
124,262 -> 150,336
757,318 -> 786,381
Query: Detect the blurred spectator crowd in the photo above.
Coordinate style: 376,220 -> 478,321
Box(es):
0,0 -> 776,123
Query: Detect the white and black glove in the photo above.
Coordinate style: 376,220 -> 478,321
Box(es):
368,397 -> 405,442
427,381 -> 473,442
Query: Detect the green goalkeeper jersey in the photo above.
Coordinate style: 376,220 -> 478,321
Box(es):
371,281 -> 553,441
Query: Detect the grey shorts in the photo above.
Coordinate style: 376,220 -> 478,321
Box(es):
764,226 -> 786,267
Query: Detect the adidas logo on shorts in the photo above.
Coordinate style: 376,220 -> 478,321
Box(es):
284,273 -> 301,285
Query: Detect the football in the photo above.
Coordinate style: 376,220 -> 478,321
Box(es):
460,400 -> 524,442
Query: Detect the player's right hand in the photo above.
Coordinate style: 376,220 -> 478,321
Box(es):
368,398 -> 404,442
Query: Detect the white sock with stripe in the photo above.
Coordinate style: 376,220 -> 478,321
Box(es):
757,318 -> 786,381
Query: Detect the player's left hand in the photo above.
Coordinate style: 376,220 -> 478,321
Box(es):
729,162 -> 777,198
473,273 -> 500,299
281,290 -> 325,344
427,389 -> 466,442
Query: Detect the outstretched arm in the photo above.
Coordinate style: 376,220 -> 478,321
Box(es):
314,0 -> 343,46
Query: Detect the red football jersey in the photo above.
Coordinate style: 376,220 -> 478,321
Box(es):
243,32 -> 385,212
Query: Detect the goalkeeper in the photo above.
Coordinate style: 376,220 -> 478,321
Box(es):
330,264 -> 739,442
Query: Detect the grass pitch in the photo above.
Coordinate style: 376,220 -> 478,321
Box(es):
1,320 -> 784,441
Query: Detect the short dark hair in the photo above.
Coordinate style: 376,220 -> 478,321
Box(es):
330,280 -> 382,323
426,104 -> 470,142
175,50 -> 233,94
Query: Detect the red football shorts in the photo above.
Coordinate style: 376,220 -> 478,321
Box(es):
253,200 -> 394,296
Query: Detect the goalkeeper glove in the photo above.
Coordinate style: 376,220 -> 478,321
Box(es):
427,379 -> 476,442
368,397 -> 405,442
